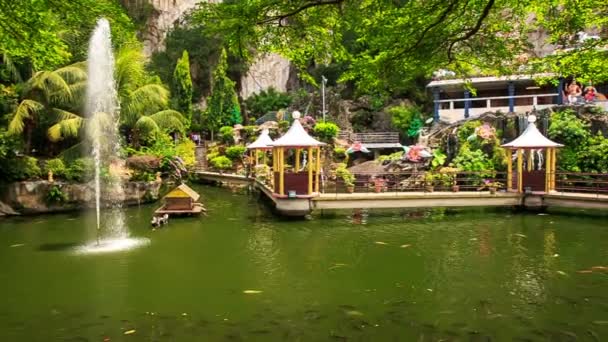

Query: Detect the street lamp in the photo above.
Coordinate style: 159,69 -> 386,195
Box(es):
321,75 -> 328,121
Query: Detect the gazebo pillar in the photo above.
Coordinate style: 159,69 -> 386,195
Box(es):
551,148 -> 557,191
315,147 -> 321,193
507,150 -> 513,191
295,148 -> 300,171
307,147 -> 313,194
545,147 -> 553,192
517,149 -> 523,193
279,147 -> 285,195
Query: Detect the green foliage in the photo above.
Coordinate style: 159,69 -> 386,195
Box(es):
579,133 -> 608,173
377,151 -> 403,163
458,121 -> 482,142
389,105 -> 421,133
407,117 -> 424,138
0,0 -> 135,70
3,156 -> 42,181
335,164 -> 355,187
206,49 -> 241,133
278,120 -> 290,133
225,145 -> 247,161
64,158 -> 94,182
431,150 -> 447,169
45,158 -> 66,178
452,147 -> 493,173
548,110 -> 590,146
130,171 -> 156,182
218,126 -> 234,144
333,147 -> 346,160
245,88 -> 292,118
46,185 -> 67,204
313,122 -> 340,142
172,50 -> 193,123
175,139 -> 196,167
210,155 -> 232,170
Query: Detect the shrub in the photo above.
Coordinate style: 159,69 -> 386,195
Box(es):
219,126 -> 234,143
176,139 -> 196,167
241,125 -> 257,142
210,155 -> 232,170
130,170 -> 157,182
8,156 -> 42,181
65,158 -> 94,182
377,151 -> 403,163
278,120 -> 290,133
225,145 -> 247,161
335,164 -> 355,187
46,185 -> 67,204
313,122 -> 340,142
126,155 -> 161,171
245,87 -> 292,118
548,110 -> 589,146
44,158 -> 66,178
333,147 -> 346,160
389,104 -> 421,132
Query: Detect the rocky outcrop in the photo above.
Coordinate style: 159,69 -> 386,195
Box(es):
0,180 -> 162,215
239,53 -> 293,99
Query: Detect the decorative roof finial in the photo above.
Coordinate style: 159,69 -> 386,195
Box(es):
528,114 -> 537,123
292,110 -> 301,119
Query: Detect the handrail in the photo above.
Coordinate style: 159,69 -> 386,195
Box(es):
435,93 -> 559,103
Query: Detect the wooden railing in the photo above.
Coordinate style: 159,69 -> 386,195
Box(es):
554,172 -> 608,194
324,171 -> 508,194
337,132 -> 400,143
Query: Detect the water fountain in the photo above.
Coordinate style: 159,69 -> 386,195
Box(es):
75,18 -> 149,254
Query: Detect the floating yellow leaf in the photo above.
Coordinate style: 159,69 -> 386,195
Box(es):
400,244 -> 411,248
124,330 -> 136,335
374,241 -> 388,245
556,271 -> 567,276
243,290 -> 262,294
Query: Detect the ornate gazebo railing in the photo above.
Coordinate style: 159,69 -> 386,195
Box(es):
323,171 -> 508,194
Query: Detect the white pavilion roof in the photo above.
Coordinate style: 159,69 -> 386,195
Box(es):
270,119 -> 325,147
246,129 -> 273,149
502,118 -> 563,149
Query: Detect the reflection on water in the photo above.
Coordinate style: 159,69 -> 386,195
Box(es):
0,185 -> 607,341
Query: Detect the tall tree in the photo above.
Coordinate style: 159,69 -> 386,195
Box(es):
206,48 -> 242,138
172,50 -> 193,124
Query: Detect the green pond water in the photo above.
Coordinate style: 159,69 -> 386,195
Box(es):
1,185 -> 607,341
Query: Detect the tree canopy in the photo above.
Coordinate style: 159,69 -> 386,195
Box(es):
193,0 -> 608,93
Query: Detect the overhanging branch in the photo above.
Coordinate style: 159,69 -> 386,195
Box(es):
447,0 -> 495,62
256,0 -> 345,25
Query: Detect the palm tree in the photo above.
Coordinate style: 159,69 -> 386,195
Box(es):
46,46 -> 186,147
7,63 -> 86,152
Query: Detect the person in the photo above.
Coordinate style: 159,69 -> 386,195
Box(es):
584,85 -> 597,102
567,81 -> 582,104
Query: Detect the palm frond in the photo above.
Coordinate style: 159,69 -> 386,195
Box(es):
27,70 -> 73,104
2,54 -> 23,83
115,46 -> 146,95
58,142 -> 84,162
47,117 -> 84,142
122,84 -> 169,120
148,110 -> 186,133
8,99 -> 44,135
55,64 -> 87,84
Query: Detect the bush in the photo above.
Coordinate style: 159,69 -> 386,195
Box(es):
313,122 -> 340,142
389,104 -> 422,133
210,155 -> 233,170
333,147 -> 346,160
65,158 -> 94,182
130,170 -> 157,182
176,139 -> 196,167
245,87 -> 292,118
44,158 -> 66,178
7,156 -> 42,181
278,120 -> 290,133
377,151 -> 403,163
335,164 -> 355,187
548,110 -> 589,146
46,185 -> 67,204
225,145 -> 247,161
219,126 -> 234,143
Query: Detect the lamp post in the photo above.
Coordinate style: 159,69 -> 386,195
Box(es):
321,75 -> 327,121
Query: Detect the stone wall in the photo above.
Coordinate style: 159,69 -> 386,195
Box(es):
0,180 -> 162,216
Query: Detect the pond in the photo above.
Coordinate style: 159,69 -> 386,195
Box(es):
1,185 -> 607,341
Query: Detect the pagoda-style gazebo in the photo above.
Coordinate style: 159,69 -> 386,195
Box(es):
246,128 -> 273,165
270,111 -> 325,197
502,115 -> 563,193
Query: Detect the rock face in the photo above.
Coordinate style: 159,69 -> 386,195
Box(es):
0,181 -> 162,215
139,0 -> 218,56
239,53 -> 293,98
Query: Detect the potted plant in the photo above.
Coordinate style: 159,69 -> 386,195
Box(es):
478,179 -> 504,194
424,172 -> 436,192
439,167 -> 460,192
336,165 -> 356,193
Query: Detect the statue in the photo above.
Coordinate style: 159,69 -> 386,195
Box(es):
48,170 -> 54,182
